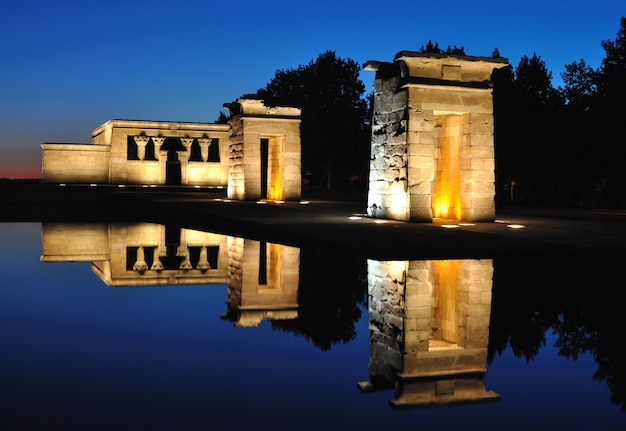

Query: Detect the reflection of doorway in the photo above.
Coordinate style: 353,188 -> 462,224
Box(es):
430,260 -> 459,349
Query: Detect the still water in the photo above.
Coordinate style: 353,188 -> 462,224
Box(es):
1,222 -> 625,431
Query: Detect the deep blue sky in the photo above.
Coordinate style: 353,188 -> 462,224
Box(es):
1,0 -> 623,178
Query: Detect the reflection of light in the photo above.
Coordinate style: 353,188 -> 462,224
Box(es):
274,200 -> 285,204
494,219 -> 510,224
459,223 -> 475,226
59,183 -> 66,187
194,185 -> 201,188
348,216 -> 362,220
90,183 -> 97,187
150,184 -> 156,188
142,185 -> 148,188
256,201 -> 268,205
117,184 -> 125,188
441,224 -> 459,228
375,219 -> 388,224
299,201 -> 310,205
507,224 -> 525,229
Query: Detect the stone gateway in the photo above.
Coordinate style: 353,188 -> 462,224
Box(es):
364,52 -> 509,222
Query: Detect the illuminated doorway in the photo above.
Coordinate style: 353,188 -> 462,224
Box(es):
432,113 -> 464,220
260,136 -> 284,201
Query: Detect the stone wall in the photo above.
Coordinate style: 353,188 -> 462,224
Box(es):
41,143 -> 110,183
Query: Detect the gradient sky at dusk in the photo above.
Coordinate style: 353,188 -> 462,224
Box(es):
1,0 -> 623,178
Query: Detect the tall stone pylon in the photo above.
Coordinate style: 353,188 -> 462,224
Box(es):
364,52 -> 509,222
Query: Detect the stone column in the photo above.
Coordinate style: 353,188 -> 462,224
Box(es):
152,136 -> 166,161
132,246 -> 148,273
197,246 -> 210,271
150,247 -> 164,271
178,150 -> 190,185
181,137 -> 194,154
179,246 -> 192,271
198,137 -> 211,162
134,135 -> 149,161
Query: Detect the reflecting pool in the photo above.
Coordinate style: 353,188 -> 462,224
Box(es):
1,222 -> 625,430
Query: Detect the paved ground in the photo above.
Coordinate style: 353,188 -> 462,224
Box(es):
124,191 -> 626,260
3,184 -> 625,260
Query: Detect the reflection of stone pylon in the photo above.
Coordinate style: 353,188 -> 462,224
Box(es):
132,246 -> 148,273
224,237 -> 299,327
359,259 -> 500,409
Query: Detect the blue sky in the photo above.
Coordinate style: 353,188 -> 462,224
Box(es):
1,0 -> 623,178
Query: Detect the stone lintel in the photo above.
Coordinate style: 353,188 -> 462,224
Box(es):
224,98 -> 301,119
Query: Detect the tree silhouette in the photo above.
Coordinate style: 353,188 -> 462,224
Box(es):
251,50 -> 370,192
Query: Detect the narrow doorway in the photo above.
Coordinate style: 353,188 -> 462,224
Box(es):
432,114 -> 463,220
166,147 -> 181,185
260,138 -> 269,198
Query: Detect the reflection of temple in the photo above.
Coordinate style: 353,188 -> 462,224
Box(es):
358,259 -> 500,408
41,223 -> 228,286
40,223 -> 300,326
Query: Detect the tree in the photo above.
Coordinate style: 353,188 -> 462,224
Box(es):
560,59 -> 596,108
214,111 -> 229,124
493,53 -> 567,204
255,50 -> 370,191
418,40 -> 465,55
515,53 -> 559,105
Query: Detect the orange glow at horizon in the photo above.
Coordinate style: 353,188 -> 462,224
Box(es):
0,164 -> 41,179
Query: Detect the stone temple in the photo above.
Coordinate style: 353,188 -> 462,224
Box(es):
364,52 -> 508,222
41,99 -> 302,202
41,52 -> 508,218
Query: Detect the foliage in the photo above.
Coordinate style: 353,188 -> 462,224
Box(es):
250,50 -> 370,191
418,40 -> 465,55
493,17 -> 626,207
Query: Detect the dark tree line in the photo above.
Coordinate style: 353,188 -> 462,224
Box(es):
217,17 -> 626,207
495,17 -> 626,207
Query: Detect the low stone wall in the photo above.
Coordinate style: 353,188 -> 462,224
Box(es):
41,143 -> 110,183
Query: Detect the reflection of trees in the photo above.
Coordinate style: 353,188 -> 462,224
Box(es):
555,275 -> 626,411
489,255 -> 626,410
271,249 -> 367,351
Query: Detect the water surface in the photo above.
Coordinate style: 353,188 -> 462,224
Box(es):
1,222 -> 624,431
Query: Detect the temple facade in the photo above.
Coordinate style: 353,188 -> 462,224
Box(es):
41,99 -> 302,201
364,52 -> 509,222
